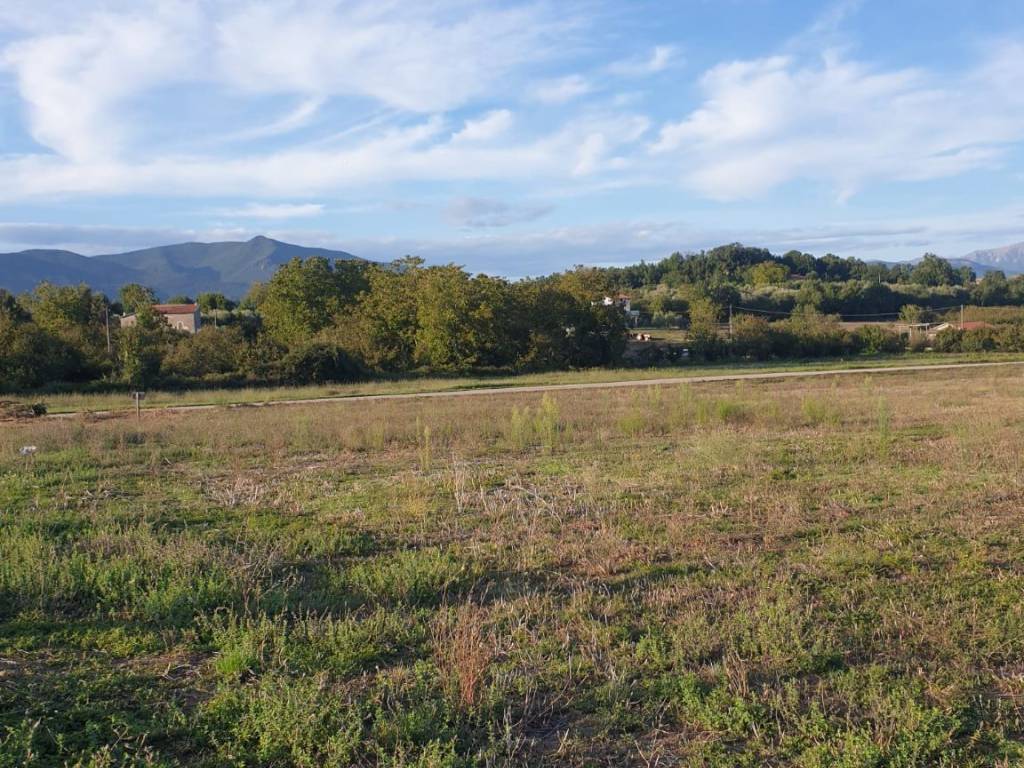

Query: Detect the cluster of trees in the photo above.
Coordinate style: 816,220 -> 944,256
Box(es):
1,259 -> 626,392
6,243 -> 1024,393
614,246 -> 1024,326
607,245 -> 978,290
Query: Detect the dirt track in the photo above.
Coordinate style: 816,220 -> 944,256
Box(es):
44,359 -> 1024,419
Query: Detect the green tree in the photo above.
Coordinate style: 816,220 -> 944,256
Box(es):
795,278 -> 826,312
686,296 -> 722,359
746,262 -> 789,287
119,284 -> 158,314
340,261 -> 422,371
24,283 -> 110,380
0,293 -> 78,391
257,257 -> 368,348
972,271 -> 1008,306
197,292 -> 236,312
116,306 -> 166,387
910,254 -> 957,287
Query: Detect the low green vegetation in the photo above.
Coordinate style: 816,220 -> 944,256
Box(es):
14,351 -> 1024,415
3,367 -> 1024,765
7,244 -> 1024,397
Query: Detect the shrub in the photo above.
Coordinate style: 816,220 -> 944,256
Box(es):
853,325 -> 904,354
280,342 -> 362,385
161,326 -> 247,379
960,328 -> 997,352
931,328 -> 962,353
730,315 -> 774,360
780,311 -> 852,357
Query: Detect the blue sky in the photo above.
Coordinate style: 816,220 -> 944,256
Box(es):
1,0 -> 1023,275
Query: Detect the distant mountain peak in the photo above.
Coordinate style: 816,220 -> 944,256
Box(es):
961,241 -> 1024,275
0,236 -> 362,299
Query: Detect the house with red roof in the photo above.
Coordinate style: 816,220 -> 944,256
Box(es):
120,303 -> 201,334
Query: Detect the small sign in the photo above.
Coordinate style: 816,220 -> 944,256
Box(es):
131,391 -> 146,401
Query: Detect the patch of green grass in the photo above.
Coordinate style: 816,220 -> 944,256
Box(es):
5,366 -> 1024,765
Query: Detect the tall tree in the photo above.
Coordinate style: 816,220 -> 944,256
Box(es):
119,284 -> 159,314
257,257 -> 368,348
910,254 -> 957,287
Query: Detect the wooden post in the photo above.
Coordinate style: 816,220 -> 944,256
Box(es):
960,304 -> 964,330
132,391 -> 145,423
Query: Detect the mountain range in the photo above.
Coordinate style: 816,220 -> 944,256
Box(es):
960,242 -> 1024,274
0,236 -> 360,300
3,237 -> 1024,300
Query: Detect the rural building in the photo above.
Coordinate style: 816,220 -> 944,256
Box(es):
928,320 -> 996,337
600,294 -> 641,326
120,303 -> 202,334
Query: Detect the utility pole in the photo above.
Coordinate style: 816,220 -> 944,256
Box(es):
104,306 -> 111,355
960,304 -> 965,330
728,304 -> 734,338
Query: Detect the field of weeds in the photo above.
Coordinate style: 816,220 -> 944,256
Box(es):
20,351 -> 1024,415
2,367 -> 1024,766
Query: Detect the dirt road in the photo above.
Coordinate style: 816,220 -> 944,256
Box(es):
44,359 -> 1024,419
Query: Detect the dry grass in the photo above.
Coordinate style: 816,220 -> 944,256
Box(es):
3,366 -> 1024,765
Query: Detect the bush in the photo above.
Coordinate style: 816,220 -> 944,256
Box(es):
931,328 -> 962,353
731,315 -> 774,360
997,322 -> 1024,352
779,311 -> 852,357
280,342 -> 363,385
853,325 -> 904,355
960,328 -> 997,352
161,326 -> 247,379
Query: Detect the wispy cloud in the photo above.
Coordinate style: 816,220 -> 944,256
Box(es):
217,203 -> 325,220
0,0 -> 564,163
446,197 -> 553,228
218,97 -> 326,143
608,45 -> 679,77
531,74 -> 592,104
651,42 -> 1024,200
451,110 -> 513,143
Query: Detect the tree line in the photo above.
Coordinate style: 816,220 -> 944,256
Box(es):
616,246 -> 1024,325
4,245 -> 1024,393
0,258 -> 625,392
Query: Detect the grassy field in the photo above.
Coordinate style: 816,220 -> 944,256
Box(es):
3,366 -> 1024,765
13,351 -> 1024,414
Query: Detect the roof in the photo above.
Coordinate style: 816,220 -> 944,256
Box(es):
151,303 -> 198,314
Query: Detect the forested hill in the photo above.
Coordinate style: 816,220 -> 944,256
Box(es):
0,236 -> 360,299
599,244 -> 1024,321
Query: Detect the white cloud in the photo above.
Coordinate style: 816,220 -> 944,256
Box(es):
608,45 -> 679,76
451,110 -> 513,143
0,108 -> 657,199
446,197 -> 553,228
214,1 -> 556,112
220,97 -> 327,142
651,44 -> 1024,200
218,203 -> 325,219
2,2 -> 200,160
0,0 -> 561,162
531,74 -> 592,104
2,1 -> 1023,213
